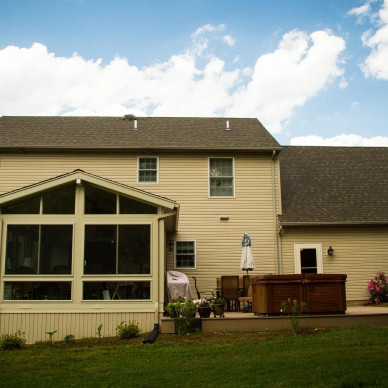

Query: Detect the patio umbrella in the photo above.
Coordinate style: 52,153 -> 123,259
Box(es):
240,233 -> 255,275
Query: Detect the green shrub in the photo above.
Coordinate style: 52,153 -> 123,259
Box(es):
64,334 -> 75,344
116,321 -> 141,339
0,330 -> 26,350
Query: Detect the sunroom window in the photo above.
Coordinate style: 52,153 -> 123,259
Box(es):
1,185 -> 75,214
83,281 -> 150,300
84,224 -> 150,274
5,224 -> 73,275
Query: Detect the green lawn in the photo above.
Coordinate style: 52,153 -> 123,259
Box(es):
1,326 -> 387,387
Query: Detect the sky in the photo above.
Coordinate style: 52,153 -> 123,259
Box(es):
1,0 -> 388,146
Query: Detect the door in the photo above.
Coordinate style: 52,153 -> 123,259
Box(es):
294,243 -> 323,274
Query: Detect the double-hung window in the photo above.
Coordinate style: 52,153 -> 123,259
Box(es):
209,158 -> 234,197
138,157 -> 158,183
175,241 -> 196,269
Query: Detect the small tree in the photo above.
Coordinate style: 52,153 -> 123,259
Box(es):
281,298 -> 306,334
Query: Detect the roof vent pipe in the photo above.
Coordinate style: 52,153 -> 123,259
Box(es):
226,120 -> 230,130
134,119 -> 138,130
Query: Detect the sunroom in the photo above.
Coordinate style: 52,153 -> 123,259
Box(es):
0,170 -> 178,341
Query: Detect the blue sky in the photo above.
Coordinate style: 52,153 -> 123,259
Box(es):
1,0 -> 388,146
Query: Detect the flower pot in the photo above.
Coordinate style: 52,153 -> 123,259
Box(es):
181,308 -> 196,319
212,304 -> 225,318
198,307 -> 211,318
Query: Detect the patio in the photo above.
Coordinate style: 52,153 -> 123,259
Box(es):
160,305 -> 388,333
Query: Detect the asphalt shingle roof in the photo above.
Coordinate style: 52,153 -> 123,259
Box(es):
0,116 -> 281,151
279,146 -> 388,224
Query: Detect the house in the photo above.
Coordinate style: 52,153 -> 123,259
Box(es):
0,116 -> 386,342
0,116 -> 282,341
278,146 -> 388,301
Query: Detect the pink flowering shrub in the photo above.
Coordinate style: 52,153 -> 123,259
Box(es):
367,271 -> 387,304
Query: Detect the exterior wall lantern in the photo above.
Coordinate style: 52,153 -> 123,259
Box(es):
167,240 -> 174,252
327,246 -> 334,256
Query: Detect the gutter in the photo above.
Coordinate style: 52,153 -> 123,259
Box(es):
279,221 -> 388,227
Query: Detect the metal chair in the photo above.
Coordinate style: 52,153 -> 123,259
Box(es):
221,276 -> 240,311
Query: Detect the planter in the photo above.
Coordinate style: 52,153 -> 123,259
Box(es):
212,304 -> 225,318
181,308 -> 197,319
198,307 -> 211,318
174,318 -> 201,334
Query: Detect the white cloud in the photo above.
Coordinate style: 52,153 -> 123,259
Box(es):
192,23 -> 225,37
223,35 -> 235,47
347,3 -> 371,23
290,133 -> 388,146
0,27 -> 346,134
351,0 -> 388,80
226,29 -> 346,133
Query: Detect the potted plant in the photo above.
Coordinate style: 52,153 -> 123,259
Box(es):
212,297 -> 226,318
165,297 -> 185,318
181,300 -> 197,319
196,298 -> 212,318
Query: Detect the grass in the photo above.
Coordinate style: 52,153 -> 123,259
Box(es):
1,326 -> 388,387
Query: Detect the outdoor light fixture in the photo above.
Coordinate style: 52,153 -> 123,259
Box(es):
76,178 -> 82,185
167,240 -> 174,252
327,246 -> 334,256
220,215 -> 229,220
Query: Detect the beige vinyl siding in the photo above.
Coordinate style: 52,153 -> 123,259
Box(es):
0,312 -> 154,344
280,226 -> 388,301
0,151 -> 279,300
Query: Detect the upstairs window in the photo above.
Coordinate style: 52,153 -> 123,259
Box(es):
209,158 -> 234,197
138,157 -> 158,183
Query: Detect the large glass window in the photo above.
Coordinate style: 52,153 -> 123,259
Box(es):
175,241 -> 196,269
84,225 -> 150,274
83,281 -> 150,300
5,225 -> 73,275
209,158 -> 234,197
85,184 -> 116,214
4,281 -> 71,300
119,195 -> 157,214
1,185 -> 75,214
138,157 -> 158,183
43,185 -> 75,214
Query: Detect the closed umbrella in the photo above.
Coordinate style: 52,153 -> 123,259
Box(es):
240,233 -> 255,275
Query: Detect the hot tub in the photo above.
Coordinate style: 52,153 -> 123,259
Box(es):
251,274 -> 347,315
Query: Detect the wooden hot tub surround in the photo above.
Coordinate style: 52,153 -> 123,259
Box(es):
251,274 -> 347,315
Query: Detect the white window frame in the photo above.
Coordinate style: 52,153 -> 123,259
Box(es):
208,157 -> 235,198
174,240 -> 196,269
294,243 -> 323,274
138,156 -> 159,184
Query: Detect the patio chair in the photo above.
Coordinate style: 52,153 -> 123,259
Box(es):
221,276 -> 240,311
240,275 -> 253,311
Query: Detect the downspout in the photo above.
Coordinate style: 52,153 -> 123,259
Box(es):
271,150 -> 280,274
155,209 -> 178,327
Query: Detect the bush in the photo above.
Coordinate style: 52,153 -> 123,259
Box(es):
64,334 -> 75,344
0,330 -> 26,350
116,321 -> 141,339
367,271 -> 388,304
